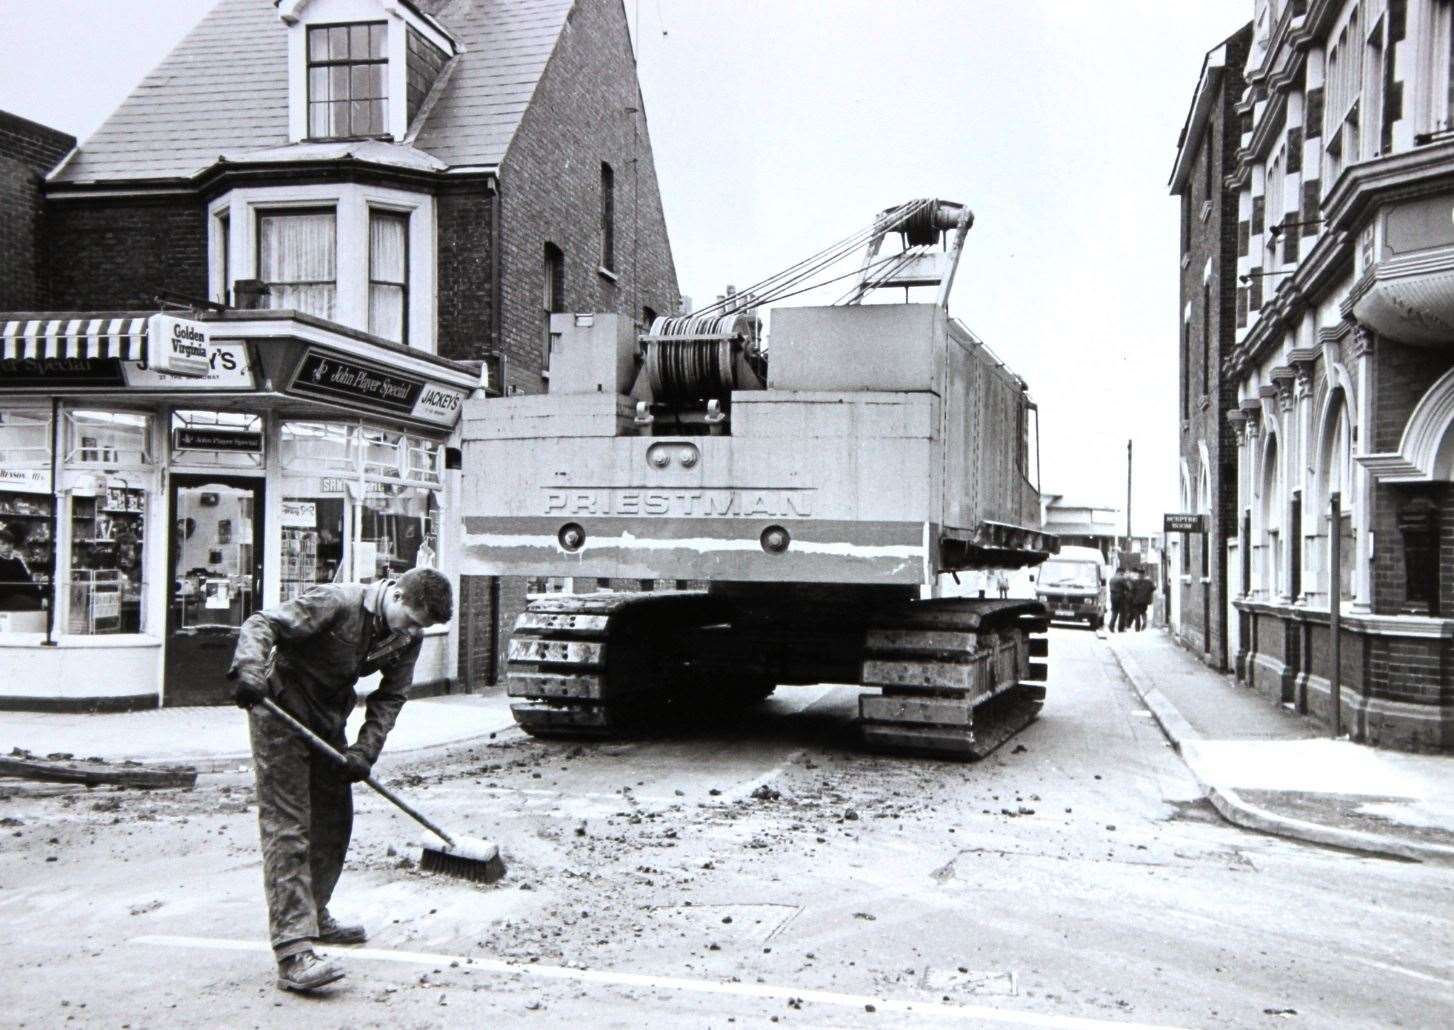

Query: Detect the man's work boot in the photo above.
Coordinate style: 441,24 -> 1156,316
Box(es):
276,950 -> 345,993
317,909 -> 368,945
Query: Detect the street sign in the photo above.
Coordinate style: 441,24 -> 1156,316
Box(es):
1163,513 -> 1205,533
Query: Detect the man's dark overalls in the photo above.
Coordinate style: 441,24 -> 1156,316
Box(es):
229,580 -> 421,961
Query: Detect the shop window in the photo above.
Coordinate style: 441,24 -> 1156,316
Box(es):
281,496 -> 346,602
307,22 -> 388,139
258,209 -> 338,320
65,410 -> 152,467
0,491 -> 51,632
68,483 -> 146,635
368,209 -> 409,343
171,410 -> 264,470
356,486 -> 437,582
281,421 -> 355,475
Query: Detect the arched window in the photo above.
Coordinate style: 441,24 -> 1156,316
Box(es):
1259,433 -> 1282,597
1317,389 -> 1356,603
1198,458 -> 1212,578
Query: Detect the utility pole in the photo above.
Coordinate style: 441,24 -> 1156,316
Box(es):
1125,439 -> 1133,561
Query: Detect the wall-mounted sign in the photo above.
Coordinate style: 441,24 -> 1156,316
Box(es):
0,357 -> 125,388
146,314 -> 211,377
280,500 -> 316,528
412,383 -> 466,427
173,428 -> 264,453
0,468 -> 52,494
288,348 -> 465,428
126,340 -> 254,390
1163,513 -> 1206,533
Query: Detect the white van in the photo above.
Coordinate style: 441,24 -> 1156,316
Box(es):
1033,545 -> 1108,629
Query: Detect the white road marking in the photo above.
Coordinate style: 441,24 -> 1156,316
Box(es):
133,934 -> 1188,1029
1347,954 -> 1454,988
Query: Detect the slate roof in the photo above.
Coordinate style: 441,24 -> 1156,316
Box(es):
51,0 -> 574,185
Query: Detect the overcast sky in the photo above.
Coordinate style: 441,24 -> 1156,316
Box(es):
0,0 -> 1250,534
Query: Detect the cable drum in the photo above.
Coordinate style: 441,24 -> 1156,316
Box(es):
644,311 -> 765,403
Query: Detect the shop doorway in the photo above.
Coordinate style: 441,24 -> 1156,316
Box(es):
164,475 -> 265,707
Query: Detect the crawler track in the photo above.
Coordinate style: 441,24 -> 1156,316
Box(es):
506,590 -> 1048,758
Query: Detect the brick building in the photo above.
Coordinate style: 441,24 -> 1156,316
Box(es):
0,112 -> 75,310
1169,25 -> 1254,670
1203,0 -> 1454,751
0,0 -> 678,710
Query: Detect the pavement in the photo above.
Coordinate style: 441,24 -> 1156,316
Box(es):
1104,625 -> 1454,866
0,691 -> 520,773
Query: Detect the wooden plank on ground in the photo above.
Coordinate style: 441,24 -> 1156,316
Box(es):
0,755 -> 196,790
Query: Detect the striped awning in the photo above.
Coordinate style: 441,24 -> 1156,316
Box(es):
0,316 -> 149,362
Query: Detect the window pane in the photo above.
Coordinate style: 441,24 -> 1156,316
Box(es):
269,283 -> 337,320
357,487 -> 438,582
366,63 -> 385,99
308,26 -> 329,62
369,211 -> 407,280
309,103 -> 328,138
68,488 -> 146,635
331,65 -> 350,102
350,23 -> 370,59
330,100 -> 349,136
371,100 -> 386,135
310,66 -> 330,103
259,211 -> 336,283
352,64 -> 371,100
329,25 -> 350,61
0,489 -> 52,625
369,283 -> 405,342
370,23 -> 387,59
282,497 -> 346,601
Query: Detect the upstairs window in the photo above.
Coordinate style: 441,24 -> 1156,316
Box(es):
543,242 -> 565,370
258,209 -> 338,320
600,163 -> 616,273
368,210 -> 409,344
308,22 -> 388,139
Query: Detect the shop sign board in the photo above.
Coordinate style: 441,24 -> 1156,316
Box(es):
0,356 -> 125,388
126,340 -> 254,390
173,428 -> 264,452
0,467 -> 52,494
280,500 -> 316,528
146,314 -> 211,377
1163,513 -> 1205,533
289,348 -> 465,428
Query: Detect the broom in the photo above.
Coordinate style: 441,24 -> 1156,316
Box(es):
258,697 -> 507,884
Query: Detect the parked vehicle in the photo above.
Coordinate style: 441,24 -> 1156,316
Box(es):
1034,545 -> 1107,629
460,199 -> 1058,759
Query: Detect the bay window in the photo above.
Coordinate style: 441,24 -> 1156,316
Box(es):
258,209 -> 338,320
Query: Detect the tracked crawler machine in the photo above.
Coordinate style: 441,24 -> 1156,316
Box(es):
460,199 -> 1057,759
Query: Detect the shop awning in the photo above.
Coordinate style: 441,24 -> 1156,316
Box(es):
0,316 -> 148,361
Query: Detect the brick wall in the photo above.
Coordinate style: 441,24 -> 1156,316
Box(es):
496,0 -> 679,394
436,182 -> 496,363
1370,339 -> 1453,614
1174,25 -> 1251,670
0,111 -> 74,310
41,196 -> 207,309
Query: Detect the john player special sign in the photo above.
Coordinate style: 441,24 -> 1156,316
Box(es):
289,348 -> 465,428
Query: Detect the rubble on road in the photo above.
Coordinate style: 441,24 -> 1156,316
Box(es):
1,747 -> 196,790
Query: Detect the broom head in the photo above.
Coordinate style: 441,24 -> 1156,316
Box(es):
418,835 -> 507,884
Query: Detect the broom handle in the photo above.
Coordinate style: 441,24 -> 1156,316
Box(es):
258,697 -> 456,849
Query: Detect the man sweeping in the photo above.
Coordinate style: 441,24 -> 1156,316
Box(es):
229,568 -> 453,993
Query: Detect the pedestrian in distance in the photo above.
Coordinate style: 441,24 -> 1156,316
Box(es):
1131,569 -> 1155,631
1108,567 -> 1128,633
996,569 -> 1010,598
228,568 -> 454,994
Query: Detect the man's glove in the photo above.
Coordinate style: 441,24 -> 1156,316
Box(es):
232,673 -> 268,710
343,746 -> 373,783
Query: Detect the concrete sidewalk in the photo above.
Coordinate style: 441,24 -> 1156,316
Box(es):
1105,627 -> 1454,865
0,691 -> 520,774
